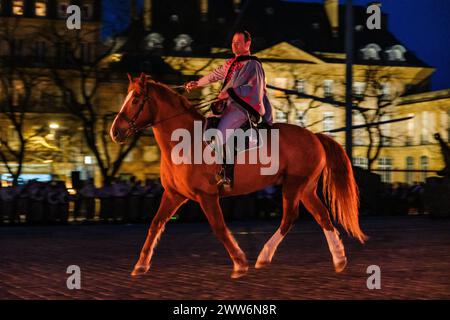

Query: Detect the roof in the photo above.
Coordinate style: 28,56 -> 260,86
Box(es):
114,0 -> 429,68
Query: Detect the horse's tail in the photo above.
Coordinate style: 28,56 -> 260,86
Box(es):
316,133 -> 367,243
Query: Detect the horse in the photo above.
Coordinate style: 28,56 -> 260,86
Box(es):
110,73 -> 366,279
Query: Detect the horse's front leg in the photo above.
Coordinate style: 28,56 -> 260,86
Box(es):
131,191 -> 187,276
198,195 -> 249,279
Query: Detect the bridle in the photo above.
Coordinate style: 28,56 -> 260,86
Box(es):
117,88 -> 153,136
116,82 -> 222,137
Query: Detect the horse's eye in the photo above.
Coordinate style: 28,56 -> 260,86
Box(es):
132,97 -> 139,105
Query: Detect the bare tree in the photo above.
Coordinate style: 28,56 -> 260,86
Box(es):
35,22 -> 142,185
350,68 -> 403,171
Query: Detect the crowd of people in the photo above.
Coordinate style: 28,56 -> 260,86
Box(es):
0,177 -> 431,226
0,177 -> 165,225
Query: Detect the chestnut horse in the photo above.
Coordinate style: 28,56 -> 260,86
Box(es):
110,73 -> 366,278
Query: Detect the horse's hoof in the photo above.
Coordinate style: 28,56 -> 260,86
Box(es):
334,257 -> 347,273
131,264 -> 150,276
255,259 -> 270,269
231,266 -> 248,279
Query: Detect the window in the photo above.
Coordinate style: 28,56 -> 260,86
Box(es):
448,111 -> 450,143
361,43 -> 381,60
323,80 -> 334,98
440,111 -> 449,142
13,1 -> 24,16
406,114 -> 414,145
353,82 -> 366,99
421,111 -> 429,144
378,157 -> 392,183
275,111 -> 287,123
84,156 -> 94,165
12,81 -> 24,107
145,33 -> 164,50
386,45 -> 406,62
295,111 -> 307,127
11,39 -> 24,56
323,111 -> 334,135
405,156 -> 414,185
380,114 -> 391,146
35,41 -> 47,62
274,78 -> 287,97
82,4 -> 93,19
173,34 -> 192,52
353,157 -> 368,170
56,42 -> 69,65
380,83 -> 391,100
80,43 -> 93,63
294,79 -> 306,94
35,1 -> 47,17
420,156 -> 428,182
353,113 -> 365,146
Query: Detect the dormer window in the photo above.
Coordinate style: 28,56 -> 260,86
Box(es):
361,43 -> 381,60
35,1 -> 47,17
174,34 -> 192,52
386,45 -> 406,61
145,33 -> 164,50
170,14 -> 179,22
13,1 -> 24,16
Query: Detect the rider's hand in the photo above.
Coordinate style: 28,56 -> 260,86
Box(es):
185,81 -> 199,92
218,91 -> 229,100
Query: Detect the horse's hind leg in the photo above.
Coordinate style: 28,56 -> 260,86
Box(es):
255,180 -> 302,269
198,195 -> 248,279
301,178 -> 347,273
131,191 -> 187,276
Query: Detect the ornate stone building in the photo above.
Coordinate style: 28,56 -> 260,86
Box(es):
1,0 -> 449,186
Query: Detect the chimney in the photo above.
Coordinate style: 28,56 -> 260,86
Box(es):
143,0 -> 152,31
324,0 -> 339,36
200,0 -> 208,21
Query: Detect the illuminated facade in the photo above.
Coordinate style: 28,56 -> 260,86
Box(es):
1,0 -> 449,185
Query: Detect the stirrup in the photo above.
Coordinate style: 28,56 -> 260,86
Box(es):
216,168 -> 231,187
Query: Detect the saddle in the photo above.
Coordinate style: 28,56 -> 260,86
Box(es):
204,111 -> 272,189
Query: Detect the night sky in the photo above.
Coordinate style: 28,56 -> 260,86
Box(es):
103,0 -> 450,91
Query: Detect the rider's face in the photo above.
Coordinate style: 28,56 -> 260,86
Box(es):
231,33 -> 250,56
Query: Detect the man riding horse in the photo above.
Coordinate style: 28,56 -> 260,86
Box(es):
185,30 -> 273,188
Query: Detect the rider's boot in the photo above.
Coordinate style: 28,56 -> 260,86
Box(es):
216,143 -> 234,190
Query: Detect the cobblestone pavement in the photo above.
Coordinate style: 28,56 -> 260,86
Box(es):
1,216 -> 449,300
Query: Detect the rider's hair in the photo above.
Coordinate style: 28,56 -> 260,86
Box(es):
234,30 -> 252,43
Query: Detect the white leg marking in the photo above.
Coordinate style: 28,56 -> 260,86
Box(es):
323,228 -> 347,272
256,229 -> 284,268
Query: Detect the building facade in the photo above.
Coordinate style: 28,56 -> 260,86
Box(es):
1,0 -> 449,186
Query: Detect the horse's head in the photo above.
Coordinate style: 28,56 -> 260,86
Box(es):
110,73 -> 154,144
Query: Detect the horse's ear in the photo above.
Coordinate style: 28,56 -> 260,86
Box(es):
127,73 -> 133,84
139,72 -> 146,84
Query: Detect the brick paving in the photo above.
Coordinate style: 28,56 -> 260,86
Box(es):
1,216 -> 449,300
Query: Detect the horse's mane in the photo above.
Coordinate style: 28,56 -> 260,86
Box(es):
147,80 -> 204,121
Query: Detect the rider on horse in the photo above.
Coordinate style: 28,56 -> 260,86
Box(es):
185,30 -> 273,188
